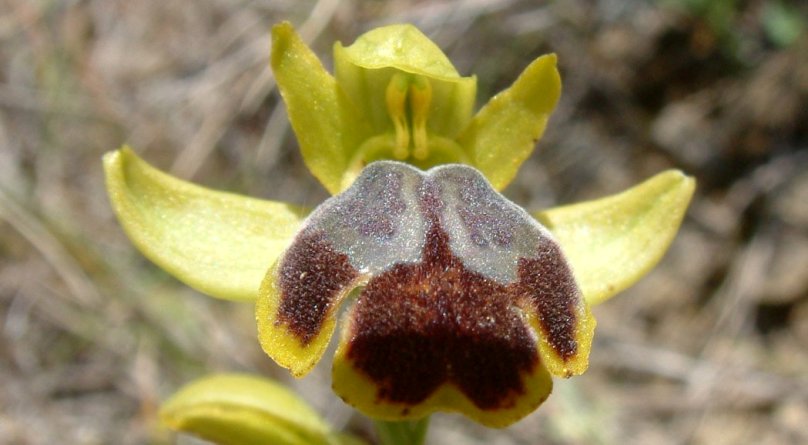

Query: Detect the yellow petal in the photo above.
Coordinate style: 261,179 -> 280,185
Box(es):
103,147 -> 308,301
457,54 -> 561,191
160,373 -> 331,445
534,170 -> 696,305
272,22 -> 368,195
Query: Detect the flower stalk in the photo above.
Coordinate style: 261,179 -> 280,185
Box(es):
374,418 -> 430,445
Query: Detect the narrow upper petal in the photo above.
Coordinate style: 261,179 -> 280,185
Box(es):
103,147 -> 308,301
534,170 -> 696,306
271,22 -> 368,195
457,54 -> 561,191
256,161 -> 593,426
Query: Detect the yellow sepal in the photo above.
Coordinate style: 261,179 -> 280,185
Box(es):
103,147 -> 308,301
535,170 -> 696,305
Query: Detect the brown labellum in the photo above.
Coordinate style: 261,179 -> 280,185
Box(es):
273,161 -> 584,408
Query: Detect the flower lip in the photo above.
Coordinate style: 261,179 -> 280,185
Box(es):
257,160 -> 595,424
342,191 -> 557,410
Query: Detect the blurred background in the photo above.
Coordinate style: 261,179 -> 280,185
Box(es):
1,0 -> 806,444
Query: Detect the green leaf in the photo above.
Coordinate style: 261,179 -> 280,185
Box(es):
103,147 -> 308,301
160,374 -> 331,445
272,22 -> 367,195
458,54 -> 561,191
534,170 -> 695,306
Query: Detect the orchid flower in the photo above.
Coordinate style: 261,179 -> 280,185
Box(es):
104,22 -> 694,444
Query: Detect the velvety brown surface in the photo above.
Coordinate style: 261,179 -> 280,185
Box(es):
276,230 -> 359,345
517,244 -> 582,362
347,221 -> 541,410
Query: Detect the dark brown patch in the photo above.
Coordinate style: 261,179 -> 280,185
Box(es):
276,229 -> 359,345
346,221 -> 539,410
516,242 -> 581,361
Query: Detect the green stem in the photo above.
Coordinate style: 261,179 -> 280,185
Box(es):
374,417 -> 430,445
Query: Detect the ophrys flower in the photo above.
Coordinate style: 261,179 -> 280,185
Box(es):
103,21 -> 695,430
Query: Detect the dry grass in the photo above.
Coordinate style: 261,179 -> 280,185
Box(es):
1,0 -> 806,444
